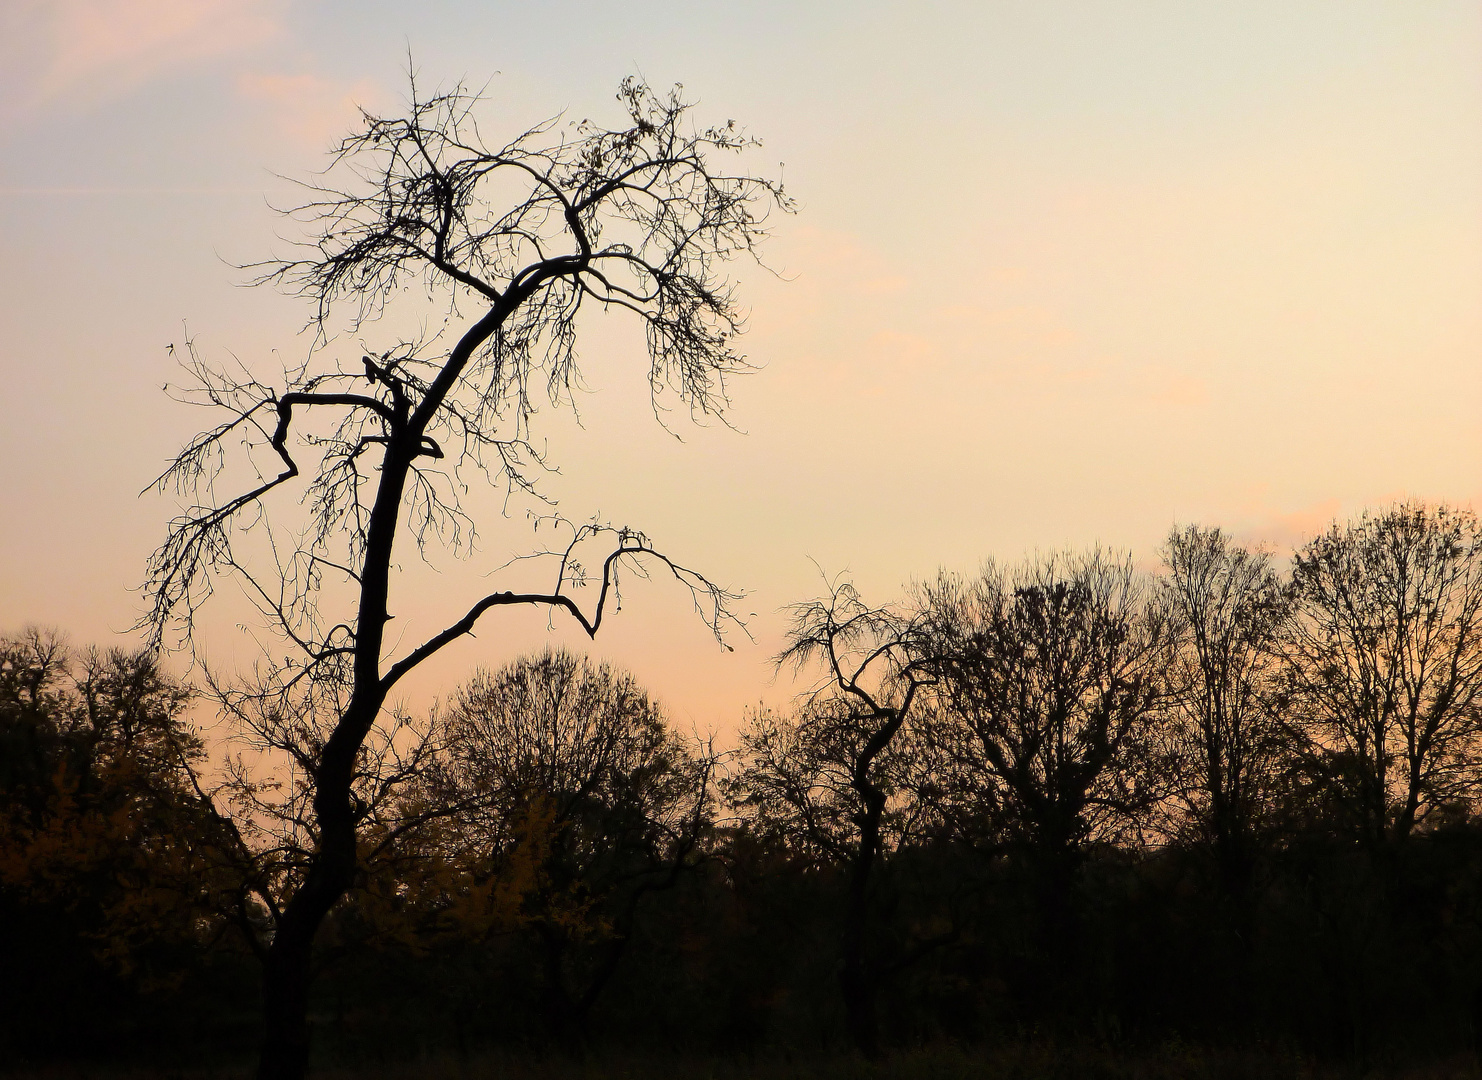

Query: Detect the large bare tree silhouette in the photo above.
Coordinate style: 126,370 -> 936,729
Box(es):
143,74 -> 788,1080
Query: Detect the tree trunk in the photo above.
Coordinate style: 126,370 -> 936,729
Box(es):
257,925 -> 315,1080
840,786 -> 885,1059
539,925 -> 578,1046
256,774 -> 361,1080
1029,841 -> 1081,1019
252,435 -> 408,1080
839,886 -> 880,1058
838,950 -> 879,1059
256,882 -> 342,1080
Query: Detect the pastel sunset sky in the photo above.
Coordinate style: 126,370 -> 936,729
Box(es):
2,1 -> 1479,734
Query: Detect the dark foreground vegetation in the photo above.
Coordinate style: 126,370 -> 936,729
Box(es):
9,1048 -> 1482,1080
6,503 -> 1482,1078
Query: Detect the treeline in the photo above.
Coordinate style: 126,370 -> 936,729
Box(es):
5,501 -> 1482,1070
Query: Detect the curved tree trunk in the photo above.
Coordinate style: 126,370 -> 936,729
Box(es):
255,435 -> 410,1080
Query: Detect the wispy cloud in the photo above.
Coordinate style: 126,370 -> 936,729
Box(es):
1230,497 -> 1344,556
0,185 -> 264,194
1,0 -> 284,122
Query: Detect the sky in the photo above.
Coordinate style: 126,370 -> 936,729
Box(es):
1,0 -> 1480,736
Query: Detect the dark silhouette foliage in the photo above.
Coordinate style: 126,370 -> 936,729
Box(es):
13,500 -> 1482,1074
0,630 -> 253,1062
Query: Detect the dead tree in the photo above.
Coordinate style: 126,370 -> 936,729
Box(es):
142,75 -> 788,1080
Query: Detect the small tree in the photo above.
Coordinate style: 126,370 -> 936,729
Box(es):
1280,502 -> 1482,845
0,630 -> 211,944
143,75 -> 788,1080
732,578 -> 937,1057
402,649 -> 714,1039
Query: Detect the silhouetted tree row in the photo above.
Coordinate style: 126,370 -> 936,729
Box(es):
6,501 -> 1482,1070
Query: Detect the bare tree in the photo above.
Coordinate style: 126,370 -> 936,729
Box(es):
731,578 -> 937,1058
918,550 -> 1174,1001
403,649 -> 715,1040
1160,525 -> 1289,895
142,75 -> 787,1080
1280,502 -> 1482,845
922,551 -> 1174,860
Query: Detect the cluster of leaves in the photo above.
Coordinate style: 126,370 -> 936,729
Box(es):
0,637 -> 717,1060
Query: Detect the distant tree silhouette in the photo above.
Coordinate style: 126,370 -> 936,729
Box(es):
1279,502 -> 1482,845
18,510 -> 1482,1068
395,649 -> 714,1041
732,578 -> 937,1057
141,74 -> 788,1080
919,551 -> 1175,1007
1160,526 -> 1289,896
